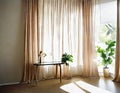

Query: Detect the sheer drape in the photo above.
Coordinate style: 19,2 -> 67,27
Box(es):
23,0 -> 99,82
38,0 -> 83,79
113,0 -> 120,82
38,0 -> 99,79
82,0 -> 99,77
23,0 -> 39,82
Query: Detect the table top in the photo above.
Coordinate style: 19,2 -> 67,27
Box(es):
33,61 -> 64,66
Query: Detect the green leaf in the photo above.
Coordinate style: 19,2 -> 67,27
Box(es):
61,53 -> 73,64
96,40 -> 116,67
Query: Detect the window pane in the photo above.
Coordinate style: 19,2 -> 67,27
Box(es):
96,0 -> 117,74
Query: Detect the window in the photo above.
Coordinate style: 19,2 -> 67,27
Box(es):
95,0 -> 117,74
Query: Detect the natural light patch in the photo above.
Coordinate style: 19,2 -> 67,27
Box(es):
74,81 -> 112,93
60,83 -> 86,93
60,81 -> 112,93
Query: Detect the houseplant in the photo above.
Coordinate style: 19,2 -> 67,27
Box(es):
61,53 -> 73,79
96,40 -> 116,77
61,53 -> 73,65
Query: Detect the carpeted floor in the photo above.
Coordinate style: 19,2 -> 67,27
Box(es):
0,76 -> 120,93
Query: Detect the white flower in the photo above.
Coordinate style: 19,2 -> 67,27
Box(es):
38,51 -> 47,57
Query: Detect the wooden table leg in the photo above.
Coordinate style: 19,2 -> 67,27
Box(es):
35,66 -> 38,85
56,65 -> 58,78
59,64 -> 62,83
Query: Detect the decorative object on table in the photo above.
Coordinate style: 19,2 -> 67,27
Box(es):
96,40 -> 116,77
38,51 -> 47,63
61,53 -> 73,65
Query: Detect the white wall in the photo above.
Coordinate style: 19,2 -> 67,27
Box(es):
0,0 -> 24,84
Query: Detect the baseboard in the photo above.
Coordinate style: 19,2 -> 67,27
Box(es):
0,82 -> 20,86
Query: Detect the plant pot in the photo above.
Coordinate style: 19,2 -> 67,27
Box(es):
65,65 -> 72,79
65,61 -> 72,79
103,67 -> 109,78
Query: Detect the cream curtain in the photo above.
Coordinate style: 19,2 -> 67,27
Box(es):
113,0 -> 120,82
23,0 -> 39,82
23,0 -> 99,82
82,0 -> 99,77
38,0 -> 83,79
38,0 -> 99,79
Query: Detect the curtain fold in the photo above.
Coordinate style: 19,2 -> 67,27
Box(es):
113,0 -> 120,82
23,0 -> 39,82
82,0 -> 99,77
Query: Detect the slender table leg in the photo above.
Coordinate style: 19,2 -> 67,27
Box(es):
59,64 -> 62,83
56,65 -> 58,78
35,66 -> 38,85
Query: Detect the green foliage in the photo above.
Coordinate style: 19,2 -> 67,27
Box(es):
61,53 -> 73,65
96,40 -> 116,67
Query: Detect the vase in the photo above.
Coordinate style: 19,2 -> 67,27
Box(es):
66,61 -> 72,79
39,57 -> 41,63
103,67 -> 109,77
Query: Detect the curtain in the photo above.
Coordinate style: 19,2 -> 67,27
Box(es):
23,0 -> 99,82
38,0 -> 99,79
23,0 -> 39,82
113,0 -> 120,82
38,0 -> 83,79
82,0 -> 99,77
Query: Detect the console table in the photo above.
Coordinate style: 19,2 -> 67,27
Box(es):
33,61 -> 64,83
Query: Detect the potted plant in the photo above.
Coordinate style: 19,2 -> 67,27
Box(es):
61,53 -> 73,79
61,53 -> 73,65
96,40 -> 116,77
